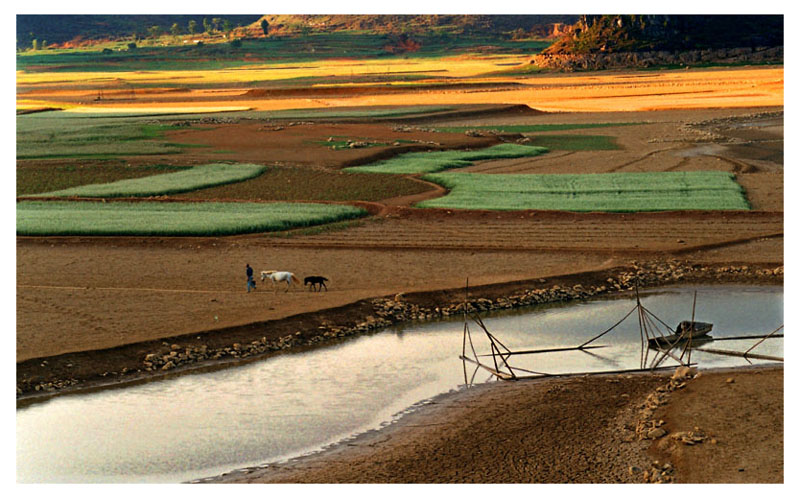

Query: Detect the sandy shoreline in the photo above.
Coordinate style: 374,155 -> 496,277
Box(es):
200,364 -> 782,484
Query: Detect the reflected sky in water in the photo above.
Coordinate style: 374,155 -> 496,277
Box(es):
17,285 -> 782,483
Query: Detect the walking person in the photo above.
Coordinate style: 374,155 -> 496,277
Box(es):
246,263 -> 256,292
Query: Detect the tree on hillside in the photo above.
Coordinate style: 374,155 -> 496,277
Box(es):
511,27 -> 527,40
203,18 -> 212,34
147,25 -> 162,39
260,18 -> 269,36
170,23 -> 182,37
188,20 -> 197,35
212,18 -> 222,32
222,19 -> 232,35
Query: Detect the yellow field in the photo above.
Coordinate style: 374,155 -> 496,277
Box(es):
16,54 -> 529,87
17,54 -> 783,114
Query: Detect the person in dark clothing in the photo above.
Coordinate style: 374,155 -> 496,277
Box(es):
246,263 -> 256,292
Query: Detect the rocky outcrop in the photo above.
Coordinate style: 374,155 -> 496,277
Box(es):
531,46 -> 783,72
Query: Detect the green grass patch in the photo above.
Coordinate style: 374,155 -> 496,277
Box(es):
344,143 -> 548,174
17,162 -> 189,196
418,171 -> 750,212
16,201 -> 367,236
30,163 -> 268,197
16,112 -> 192,160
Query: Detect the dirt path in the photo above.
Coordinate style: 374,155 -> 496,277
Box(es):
376,175 -> 448,211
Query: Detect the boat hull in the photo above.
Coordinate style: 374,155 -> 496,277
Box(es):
648,321 -> 713,349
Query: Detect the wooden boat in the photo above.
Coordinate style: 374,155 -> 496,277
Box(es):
648,321 -> 713,349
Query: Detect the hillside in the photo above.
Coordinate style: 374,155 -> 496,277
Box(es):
257,14 -> 577,36
16,15 -> 263,49
544,15 -> 783,55
16,14 -> 578,50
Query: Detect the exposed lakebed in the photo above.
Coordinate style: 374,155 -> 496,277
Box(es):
16,285 -> 782,483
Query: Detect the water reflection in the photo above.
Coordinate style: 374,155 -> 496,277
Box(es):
16,285 -> 782,483
457,286 -> 783,382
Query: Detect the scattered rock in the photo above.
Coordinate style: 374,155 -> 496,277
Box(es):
672,366 -> 697,380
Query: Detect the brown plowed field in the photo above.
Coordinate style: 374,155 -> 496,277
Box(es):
165,121 -> 499,168
255,209 -> 783,253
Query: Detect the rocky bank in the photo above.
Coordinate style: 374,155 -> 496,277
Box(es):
17,259 -> 783,401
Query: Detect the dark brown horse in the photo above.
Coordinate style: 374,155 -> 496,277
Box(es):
304,276 -> 329,292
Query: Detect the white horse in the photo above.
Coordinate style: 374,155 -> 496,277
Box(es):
260,270 -> 300,293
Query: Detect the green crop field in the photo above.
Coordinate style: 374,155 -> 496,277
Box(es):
418,171 -> 750,212
30,163 -> 268,197
17,163 -> 189,196
344,143 -> 548,174
16,201 -> 367,236
16,112 -> 194,160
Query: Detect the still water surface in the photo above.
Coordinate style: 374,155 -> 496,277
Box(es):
16,286 -> 782,483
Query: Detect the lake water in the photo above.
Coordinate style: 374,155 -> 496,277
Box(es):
16,285 -> 783,483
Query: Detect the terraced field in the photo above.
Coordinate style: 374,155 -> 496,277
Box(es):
261,209 -> 783,254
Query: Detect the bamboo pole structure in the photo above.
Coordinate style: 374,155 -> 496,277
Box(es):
459,355 -> 516,380
711,334 -> 784,342
692,347 -> 783,362
636,288 -> 655,369
691,324 -> 785,363
492,363 -> 697,381
744,325 -> 783,356
477,345 -> 608,357
470,312 -> 517,379
456,281 -> 781,383
653,346 -> 692,365
648,309 -> 680,369
577,305 -> 637,348
679,291 -> 698,365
